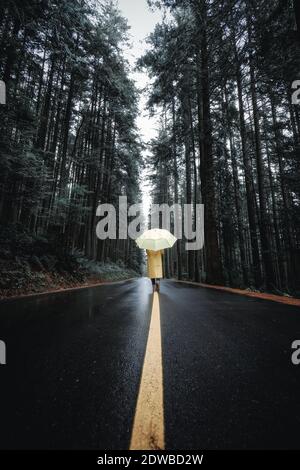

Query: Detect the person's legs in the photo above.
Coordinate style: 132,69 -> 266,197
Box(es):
155,278 -> 160,292
151,278 -> 156,292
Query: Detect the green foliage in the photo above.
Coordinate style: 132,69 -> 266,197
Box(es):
74,251 -> 139,281
0,0 -> 142,285
0,224 -> 139,297
139,0 -> 300,292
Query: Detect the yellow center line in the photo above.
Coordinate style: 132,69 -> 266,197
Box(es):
129,292 -> 165,450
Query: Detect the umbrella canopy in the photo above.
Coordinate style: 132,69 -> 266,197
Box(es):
136,228 -> 177,251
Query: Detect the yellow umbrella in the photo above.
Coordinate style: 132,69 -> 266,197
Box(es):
136,228 -> 177,251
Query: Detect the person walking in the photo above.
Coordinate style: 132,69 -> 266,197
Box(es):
147,249 -> 164,292
135,228 -> 177,293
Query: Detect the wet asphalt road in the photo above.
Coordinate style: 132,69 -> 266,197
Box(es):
0,278 -> 299,450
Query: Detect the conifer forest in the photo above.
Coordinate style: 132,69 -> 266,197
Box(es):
1,0 -> 300,295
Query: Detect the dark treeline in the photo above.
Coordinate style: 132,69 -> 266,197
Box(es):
1,0 -> 300,294
140,0 -> 300,293
0,0 -> 142,273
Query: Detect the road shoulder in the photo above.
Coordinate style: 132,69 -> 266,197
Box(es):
172,280 -> 300,307
0,277 -> 138,302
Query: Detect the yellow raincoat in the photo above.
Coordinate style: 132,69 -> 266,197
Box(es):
147,250 -> 164,279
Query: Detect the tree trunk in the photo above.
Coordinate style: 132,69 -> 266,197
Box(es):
247,13 -> 276,290
233,36 -> 262,288
198,0 -> 223,284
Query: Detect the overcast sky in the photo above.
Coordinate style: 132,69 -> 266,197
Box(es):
117,0 -> 162,213
117,0 -> 162,143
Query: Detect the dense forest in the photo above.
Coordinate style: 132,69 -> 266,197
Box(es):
0,0 -> 143,295
0,0 -> 300,296
140,0 -> 300,294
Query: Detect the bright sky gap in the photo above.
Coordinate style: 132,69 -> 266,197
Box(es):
117,0 -> 163,217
